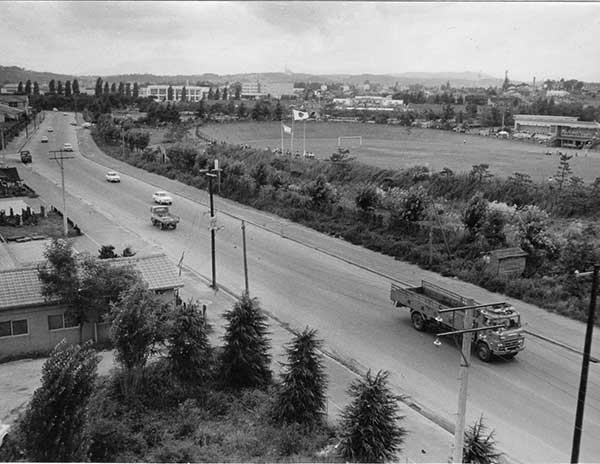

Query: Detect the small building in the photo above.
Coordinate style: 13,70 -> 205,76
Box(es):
486,248 -> 527,277
514,114 -> 600,149
0,253 -> 183,361
0,95 -> 29,114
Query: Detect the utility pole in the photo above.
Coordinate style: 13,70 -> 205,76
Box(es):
241,220 -> 249,295
0,128 -> 5,165
571,265 -> 599,463
208,172 -> 217,289
49,149 -> 74,237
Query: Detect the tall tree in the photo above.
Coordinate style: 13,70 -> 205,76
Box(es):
17,81 -> 23,94
95,77 -> 103,96
197,98 -> 206,119
103,82 -> 109,95
72,79 -> 80,94
463,192 -> 489,238
338,370 -> 406,463
214,88 -> 221,100
168,300 -> 213,387
118,82 -> 124,95
237,102 -> 247,118
167,85 -> 174,101
207,87 -> 214,100
33,81 -> 39,95
49,79 -> 56,95
274,101 -> 283,120
18,341 -> 99,462
125,82 -> 131,97
554,153 -> 573,191
110,82 -> 116,93
65,80 -> 72,97
234,85 -> 241,100
272,327 -> 327,426
181,86 -> 187,102
24,79 -> 32,95
132,82 -> 139,98
57,80 -> 64,95
220,293 -> 272,388
222,87 -> 228,100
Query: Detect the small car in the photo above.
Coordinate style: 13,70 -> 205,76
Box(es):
70,122 -> 78,126
105,171 -> 121,183
52,107 -> 58,112
63,113 -> 68,116
152,191 -> 173,205
20,150 -> 32,164
63,143 -> 73,152
47,127 -> 54,132
41,136 -> 48,143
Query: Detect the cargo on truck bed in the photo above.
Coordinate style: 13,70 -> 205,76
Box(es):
390,280 -> 525,361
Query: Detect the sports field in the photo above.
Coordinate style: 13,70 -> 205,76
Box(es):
201,121 -> 600,183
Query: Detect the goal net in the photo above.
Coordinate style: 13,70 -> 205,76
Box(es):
338,136 -> 363,147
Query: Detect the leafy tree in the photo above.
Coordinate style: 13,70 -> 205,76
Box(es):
49,79 -> 56,95
168,300 -> 213,386
220,293 -> 272,389
482,209 -> 506,247
251,162 -> 270,187
33,81 -> 39,95
110,82 -> 116,93
95,77 -> 103,96
117,81 -> 124,95
208,87 -> 214,100
17,81 -> 23,94
554,153 -> 572,190
167,144 -> 198,171
18,341 -> 99,462
214,88 -> 221,100
516,205 -> 554,254
222,87 -> 228,100
167,85 -> 174,101
463,192 -> 489,237
181,86 -> 187,102
234,84 -> 241,99
125,82 -> 131,97
272,327 -> 327,426
103,81 -> 109,95
274,101 -> 283,120
72,79 -> 79,94
463,415 -> 502,464
65,80 -> 72,97
55,80 -> 63,95
37,238 -> 79,308
110,282 -> 168,385
338,370 -> 405,462
237,101 -> 247,118
197,98 -> 206,119
387,185 -> 429,223
470,164 -> 493,184
132,82 -> 139,98
442,103 -> 455,122
304,175 -> 337,210
98,244 -> 118,259
24,79 -> 32,95
355,184 -> 379,211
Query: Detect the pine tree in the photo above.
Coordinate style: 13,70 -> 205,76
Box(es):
167,85 -> 174,101
338,370 -> 406,463
554,153 -> 573,191
17,81 -> 23,94
33,81 -> 39,95
118,82 -> 125,95
24,80 -> 32,95
215,88 -> 221,100
272,327 -> 327,426
57,80 -> 64,95
72,79 -> 80,94
110,82 -> 116,93
222,87 -> 228,100
103,82 -> 109,94
125,83 -> 131,97
18,341 -> 99,461
168,300 -> 213,386
65,80 -> 72,97
132,82 -> 139,98
208,87 -> 214,100
220,293 -> 272,388
49,79 -> 56,95
181,86 -> 187,102
95,77 -> 103,96
463,415 -> 502,464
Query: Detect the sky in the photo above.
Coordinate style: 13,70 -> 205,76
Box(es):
1,1 -> 599,82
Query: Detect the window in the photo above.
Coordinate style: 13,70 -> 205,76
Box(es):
0,319 -> 29,337
48,313 -> 79,331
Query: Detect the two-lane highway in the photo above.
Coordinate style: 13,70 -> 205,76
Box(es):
20,111 -> 600,462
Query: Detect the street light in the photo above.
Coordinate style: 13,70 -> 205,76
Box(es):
199,162 -> 221,289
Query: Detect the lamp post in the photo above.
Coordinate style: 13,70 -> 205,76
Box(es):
571,265 -> 599,463
49,149 -> 74,237
199,162 -> 221,289
434,305 -> 506,463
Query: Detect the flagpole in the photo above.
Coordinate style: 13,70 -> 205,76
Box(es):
303,119 -> 306,157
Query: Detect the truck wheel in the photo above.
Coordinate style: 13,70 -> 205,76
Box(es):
152,219 -> 157,226
172,224 -> 177,229
411,312 -> 427,331
476,342 -> 492,362
160,223 -> 165,230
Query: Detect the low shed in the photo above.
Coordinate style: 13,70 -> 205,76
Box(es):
487,247 -> 527,277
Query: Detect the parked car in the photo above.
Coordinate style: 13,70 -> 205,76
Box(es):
63,113 -> 68,116
41,136 -> 48,143
152,191 -> 173,205
63,143 -> 73,152
20,150 -> 32,164
52,107 -> 58,112
47,127 -> 53,132
70,122 -> 78,126
82,122 -> 92,129
105,171 -> 121,183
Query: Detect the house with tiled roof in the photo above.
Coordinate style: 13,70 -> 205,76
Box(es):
0,254 -> 183,361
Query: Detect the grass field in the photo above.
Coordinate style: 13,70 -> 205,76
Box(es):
201,121 -> 600,183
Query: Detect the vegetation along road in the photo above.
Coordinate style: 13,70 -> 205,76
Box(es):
20,112 -> 600,462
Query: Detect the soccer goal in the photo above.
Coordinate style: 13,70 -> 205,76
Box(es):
338,135 -> 363,147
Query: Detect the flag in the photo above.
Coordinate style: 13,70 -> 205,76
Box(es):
282,123 -> 292,134
292,109 -> 309,121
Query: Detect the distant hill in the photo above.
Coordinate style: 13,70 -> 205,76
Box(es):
0,65 -> 503,89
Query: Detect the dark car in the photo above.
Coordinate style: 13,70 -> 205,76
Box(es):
20,150 -> 32,164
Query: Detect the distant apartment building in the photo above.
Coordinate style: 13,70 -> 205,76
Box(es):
139,85 -> 210,102
241,82 -> 264,99
333,95 -> 404,111
262,82 -> 295,99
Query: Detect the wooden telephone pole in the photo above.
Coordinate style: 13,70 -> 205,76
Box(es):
49,149 -> 74,236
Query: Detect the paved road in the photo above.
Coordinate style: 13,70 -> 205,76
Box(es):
17,111 -> 600,462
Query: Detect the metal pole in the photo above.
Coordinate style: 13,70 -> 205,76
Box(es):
208,174 -> 216,289
303,120 -> 306,156
1,128 -> 4,164
241,220 -> 249,295
59,153 -> 68,237
571,264 -> 599,463
453,308 -> 473,463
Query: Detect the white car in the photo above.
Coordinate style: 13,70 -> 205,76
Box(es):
41,136 -> 48,143
152,191 -> 173,205
63,143 -> 73,152
47,127 -> 54,132
105,171 -> 121,183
